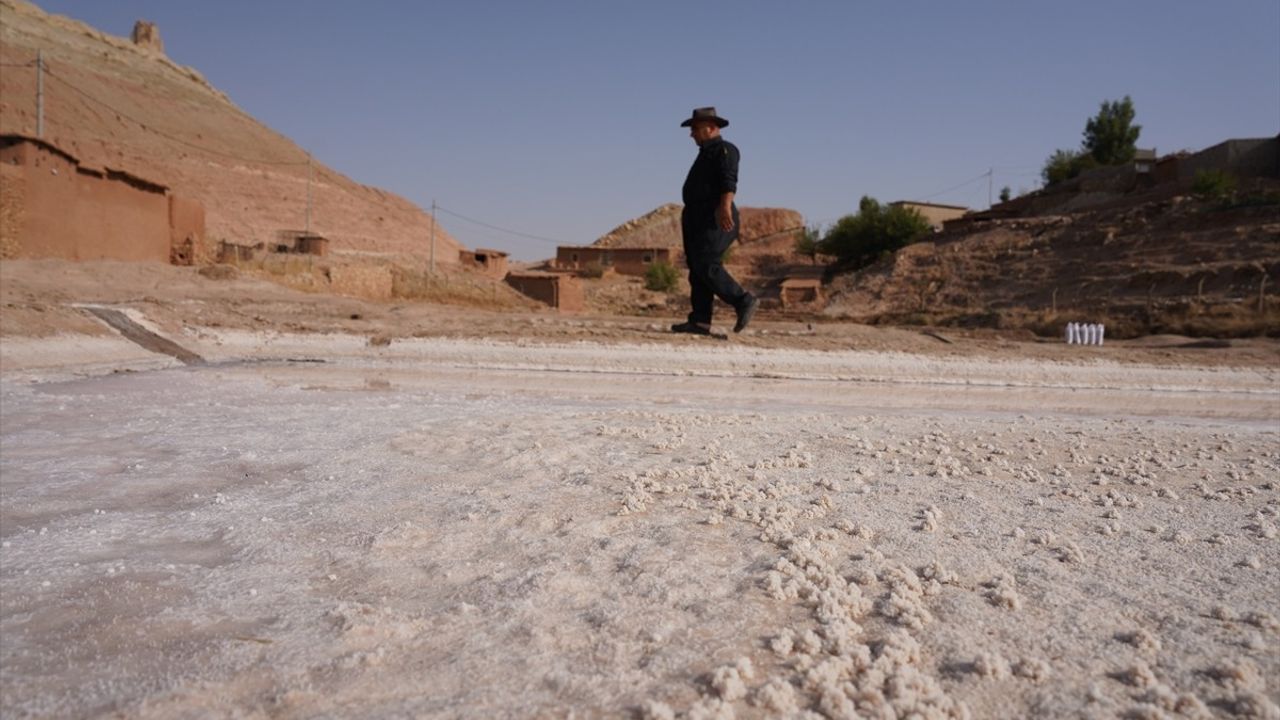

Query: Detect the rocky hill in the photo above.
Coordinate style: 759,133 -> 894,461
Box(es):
0,0 -> 461,263
824,183 -> 1280,337
595,203 -> 803,248
592,202 -> 806,277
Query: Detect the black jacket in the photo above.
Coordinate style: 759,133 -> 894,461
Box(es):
682,137 -> 739,215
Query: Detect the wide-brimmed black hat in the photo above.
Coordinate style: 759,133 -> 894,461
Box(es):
680,107 -> 729,128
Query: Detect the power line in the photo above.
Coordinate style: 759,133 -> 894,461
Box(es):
916,170 -> 991,201
434,205 -> 564,246
41,66 -> 309,167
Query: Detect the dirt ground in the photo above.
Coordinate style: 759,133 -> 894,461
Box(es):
1,259 -> 1279,719
3,260 -> 1279,369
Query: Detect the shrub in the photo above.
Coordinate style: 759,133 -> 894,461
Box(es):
795,226 -> 822,263
1191,169 -> 1237,202
818,196 -> 932,268
1042,148 -> 1098,186
644,261 -> 680,292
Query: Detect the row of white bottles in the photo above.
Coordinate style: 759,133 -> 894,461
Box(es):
1065,322 -> 1105,345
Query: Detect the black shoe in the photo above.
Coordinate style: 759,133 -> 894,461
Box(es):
671,321 -> 713,335
733,296 -> 759,333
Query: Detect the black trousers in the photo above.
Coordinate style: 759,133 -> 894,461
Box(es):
681,206 -> 749,325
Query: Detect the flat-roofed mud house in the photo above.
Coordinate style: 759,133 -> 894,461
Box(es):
459,247 -> 509,279
505,271 -> 584,312
0,134 -> 204,263
888,201 -> 969,231
554,245 -> 672,276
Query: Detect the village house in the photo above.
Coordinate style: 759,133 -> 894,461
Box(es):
459,247 -> 509,279
553,245 -> 672,276
888,201 -> 970,231
0,134 -> 204,264
505,271 -> 584,312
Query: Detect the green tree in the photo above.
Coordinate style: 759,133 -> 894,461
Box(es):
1041,96 -> 1140,187
818,196 -> 931,268
999,186 -> 1012,203
795,225 -> 822,264
1084,95 -> 1141,165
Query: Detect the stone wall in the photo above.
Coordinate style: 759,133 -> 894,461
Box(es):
328,264 -> 394,301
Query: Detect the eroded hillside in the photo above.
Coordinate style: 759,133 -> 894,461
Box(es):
0,0 -> 461,262
824,187 -> 1280,337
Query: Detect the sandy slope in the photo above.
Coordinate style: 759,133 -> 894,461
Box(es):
1,328 -> 1277,719
0,0 -> 461,259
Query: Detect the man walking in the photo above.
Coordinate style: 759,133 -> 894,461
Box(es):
671,107 -> 758,336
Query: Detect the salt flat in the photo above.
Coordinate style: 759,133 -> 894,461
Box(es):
1,336 -> 1277,719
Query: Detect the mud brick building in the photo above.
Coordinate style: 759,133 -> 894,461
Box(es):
0,134 -> 204,263
888,201 -> 969,231
459,248 -> 509,279
505,271 -> 584,312
554,245 -> 672,276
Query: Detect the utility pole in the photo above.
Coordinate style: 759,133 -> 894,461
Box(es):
35,50 -> 44,138
429,199 -> 437,276
987,167 -> 993,208
306,153 -> 313,234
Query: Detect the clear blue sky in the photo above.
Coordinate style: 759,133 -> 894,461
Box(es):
36,0 -> 1280,260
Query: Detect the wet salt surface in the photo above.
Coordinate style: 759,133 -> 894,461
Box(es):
1,344 -> 1278,718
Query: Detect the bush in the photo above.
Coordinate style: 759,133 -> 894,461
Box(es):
817,196 -> 932,268
644,261 -> 680,292
1191,169 -> 1237,202
795,226 -> 822,262
1041,148 -> 1098,186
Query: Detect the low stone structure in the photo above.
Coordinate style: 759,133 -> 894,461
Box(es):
780,277 -> 824,307
1163,136 -> 1279,183
459,248 -> 509,278
505,271 -> 584,312
0,134 -> 204,263
131,20 -> 164,53
889,201 -> 969,231
554,246 -> 671,276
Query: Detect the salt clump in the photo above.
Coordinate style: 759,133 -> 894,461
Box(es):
983,573 -> 1022,610
972,651 -> 1011,679
1012,657 -> 1051,681
1241,610 -> 1276,631
770,630 -> 795,656
918,505 -> 943,532
710,659 -> 754,701
1115,662 -> 1159,689
639,700 -> 675,720
1207,658 -> 1265,690
1118,628 -> 1162,654
1229,692 -> 1280,719
685,697 -> 734,720
752,678 -> 800,714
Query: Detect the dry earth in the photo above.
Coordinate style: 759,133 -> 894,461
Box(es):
2,260 -> 1279,719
